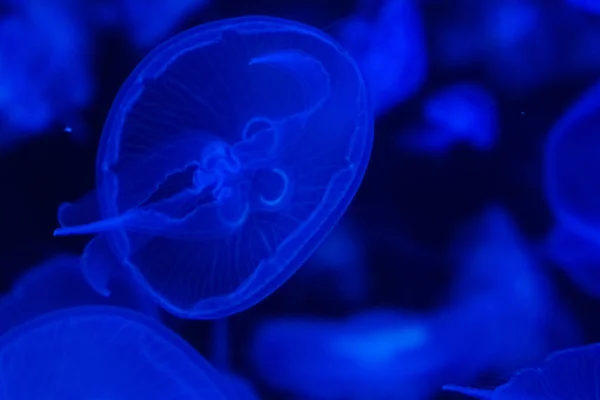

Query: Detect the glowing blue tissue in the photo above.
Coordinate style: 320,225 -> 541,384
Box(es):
54,16 -> 373,319
568,0 -> 600,14
434,0 -> 550,94
251,309 -> 448,400
336,0 -> 427,116
0,254 -> 157,335
544,224 -> 600,298
0,306 -> 235,399
397,83 -> 499,154
0,0 -> 92,146
544,80 -> 600,246
448,206 -> 581,374
444,343 -> 600,400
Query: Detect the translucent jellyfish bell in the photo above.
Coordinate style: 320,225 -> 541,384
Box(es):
544,80 -> 600,245
444,343 -> 600,400
0,306 -> 235,399
0,254 -> 157,334
54,16 -> 373,319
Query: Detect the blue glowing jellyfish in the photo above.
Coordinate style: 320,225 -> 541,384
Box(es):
0,254 -> 157,334
568,0 -> 600,14
54,16 -> 373,319
0,305 -> 235,399
336,0 -> 427,116
447,206 -> 581,374
0,0 -> 93,148
397,82 -> 498,154
543,224 -> 600,297
544,80 -> 600,245
444,342 -> 600,400
251,309 -> 448,400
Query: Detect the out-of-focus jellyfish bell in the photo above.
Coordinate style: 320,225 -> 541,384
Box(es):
544,80 -> 600,245
0,0 -> 92,148
0,306 -> 235,399
543,224 -> 600,297
336,0 -> 427,116
397,83 -> 499,154
0,254 -> 157,334
444,343 -> 600,400
251,309 -> 447,400
54,16 -> 373,319
447,205 -> 580,374
568,0 -> 600,14
295,216 -> 369,304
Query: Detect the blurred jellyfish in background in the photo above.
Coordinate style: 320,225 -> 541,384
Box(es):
293,216 -> 369,306
250,206 -> 580,399
397,82 -> 499,154
444,342 -> 600,400
89,0 -> 210,49
568,0 -> 600,14
0,254 -> 157,334
336,0 -> 427,116
543,224 -> 600,298
0,306 -> 236,399
251,309 -> 448,400
0,0 -> 93,148
444,206 -> 581,377
433,0 -> 600,94
544,79 -> 600,248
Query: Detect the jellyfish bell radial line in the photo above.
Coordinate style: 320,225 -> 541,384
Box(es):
55,16 -> 373,319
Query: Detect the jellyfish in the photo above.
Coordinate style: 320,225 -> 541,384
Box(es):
446,206 -> 580,375
54,16 -> 373,319
444,342 -> 600,399
568,0 -> 600,14
397,82 -> 499,154
544,79 -> 600,247
251,309 -> 451,400
0,0 -> 93,148
0,254 -> 157,335
0,305 -> 236,399
336,0 -> 427,116
543,224 -> 600,298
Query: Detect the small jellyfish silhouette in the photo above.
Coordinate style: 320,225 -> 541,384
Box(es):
0,254 -> 157,334
54,16 -> 373,319
0,306 -> 235,399
444,342 -> 600,399
544,80 -> 600,245
397,82 -> 498,154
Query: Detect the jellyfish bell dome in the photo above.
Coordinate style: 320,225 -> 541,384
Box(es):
0,305 -> 237,399
0,253 -> 158,335
55,16 -> 373,319
544,80 -> 600,245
